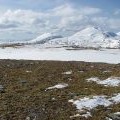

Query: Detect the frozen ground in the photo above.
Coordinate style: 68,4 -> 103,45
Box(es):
0,46 -> 120,64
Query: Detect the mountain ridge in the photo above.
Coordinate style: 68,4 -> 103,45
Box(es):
1,26 -> 120,49
43,26 -> 120,48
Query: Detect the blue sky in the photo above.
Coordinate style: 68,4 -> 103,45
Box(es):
0,0 -> 120,11
0,0 -> 120,41
71,0 -> 120,10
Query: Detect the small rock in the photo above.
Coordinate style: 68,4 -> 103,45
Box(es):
26,71 -> 32,73
20,80 -> 27,84
0,85 -> 4,93
68,78 -> 72,81
25,116 -> 37,120
52,97 -> 56,101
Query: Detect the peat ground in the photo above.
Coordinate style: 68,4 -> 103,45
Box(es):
0,60 -> 120,120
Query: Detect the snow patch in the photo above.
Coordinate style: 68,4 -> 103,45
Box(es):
26,70 -> 32,73
114,112 -> 120,115
63,71 -> 72,75
69,96 -> 111,111
103,70 -> 111,73
70,114 -> 81,118
69,93 -> 120,117
46,83 -> 68,90
70,112 -> 91,119
110,93 -> 120,103
87,77 -> 99,82
80,112 -> 92,118
87,77 -> 120,87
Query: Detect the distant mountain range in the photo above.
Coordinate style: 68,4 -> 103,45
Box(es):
1,26 -> 120,49
27,26 -> 120,48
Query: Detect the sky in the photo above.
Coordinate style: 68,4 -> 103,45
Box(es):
0,0 -> 120,41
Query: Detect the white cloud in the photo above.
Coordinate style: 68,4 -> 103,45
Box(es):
0,9 -> 50,30
49,4 -> 102,30
51,4 -> 76,17
0,4 -> 102,29
80,7 -> 102,15
0,4 -> 119,41
114,9 -> 120,15
91,17 -> 120,30
108,19 -> 120,29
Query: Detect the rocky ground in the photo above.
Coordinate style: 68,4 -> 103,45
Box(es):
0,60 -> 120,120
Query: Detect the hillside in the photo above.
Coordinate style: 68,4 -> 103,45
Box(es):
44,26 -> 120,48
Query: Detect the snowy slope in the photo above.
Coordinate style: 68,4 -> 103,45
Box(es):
28,33 -> 62,44
44,26 -> 120,48
1,26 -> 119,49
68,26 -> 106,47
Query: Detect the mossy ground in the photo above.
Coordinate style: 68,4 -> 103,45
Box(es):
0,60 -> 120,120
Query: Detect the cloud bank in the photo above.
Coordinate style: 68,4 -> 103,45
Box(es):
0,4 -> 120,41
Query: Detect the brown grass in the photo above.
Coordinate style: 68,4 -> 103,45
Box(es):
0,60 -> 119,120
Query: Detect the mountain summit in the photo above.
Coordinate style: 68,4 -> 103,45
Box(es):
44,26 -> 120,48
29,33 -> 62,44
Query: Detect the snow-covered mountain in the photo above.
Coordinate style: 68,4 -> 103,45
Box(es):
44,26 -> 120,48
28,33 -> 62,44
2,26 -> 119,49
